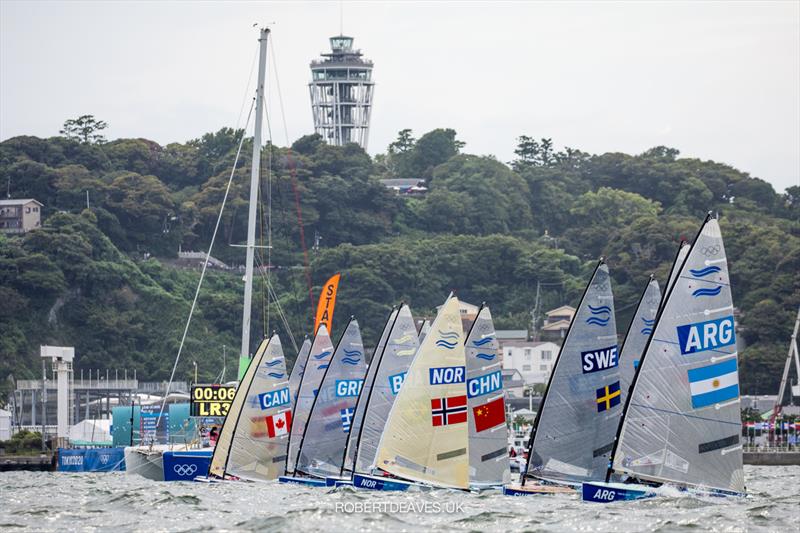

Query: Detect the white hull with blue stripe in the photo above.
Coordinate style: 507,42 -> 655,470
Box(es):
581,481 -> 655,502
278,475 -> 328,487
351,473 -> 419,492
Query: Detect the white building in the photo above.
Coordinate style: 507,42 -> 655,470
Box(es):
0,198 -> 42,234
501,341 -> 560,385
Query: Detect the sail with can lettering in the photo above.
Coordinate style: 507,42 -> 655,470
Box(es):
609,216 -> 744,494
618,277 -> 661,404
288,337 -> 312,409
296,319 -> 367,478
209,335 -> 290,480
285,325 -> 334,475
523,260 -> 619,485
418,319 -> 431,344
464,305 -> 510,487
353,304 -> 420,475
341,307 -> 398,475
374,295 -> 470,489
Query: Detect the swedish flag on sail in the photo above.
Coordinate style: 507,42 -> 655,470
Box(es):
687,358 -> 739,409
595,381 -> 621,412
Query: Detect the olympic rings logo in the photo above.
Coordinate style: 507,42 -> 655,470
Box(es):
700,245 -> 720,256
173,464 -> 198,476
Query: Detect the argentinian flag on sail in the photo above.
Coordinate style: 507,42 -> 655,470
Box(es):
687,358 -> 739,409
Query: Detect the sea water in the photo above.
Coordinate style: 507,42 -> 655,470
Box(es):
0,465 -> 797,532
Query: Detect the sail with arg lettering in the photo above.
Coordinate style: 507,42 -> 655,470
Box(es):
608,216 -> 744,494
296,318 -> 367,478
523,260 -> 620,485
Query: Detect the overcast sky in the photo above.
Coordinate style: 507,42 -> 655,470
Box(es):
1,1 -> 798,192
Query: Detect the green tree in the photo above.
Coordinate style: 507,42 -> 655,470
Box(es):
60,115 -> 108,144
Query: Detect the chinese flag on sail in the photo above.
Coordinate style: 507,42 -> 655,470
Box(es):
265,411 -> 292,438
472,396 -> 505,432
314,273 -> 341,333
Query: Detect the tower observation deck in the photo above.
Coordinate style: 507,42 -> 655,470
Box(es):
309,35 -> 374,150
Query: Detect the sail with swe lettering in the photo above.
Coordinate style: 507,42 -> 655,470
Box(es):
342,307 -> 398,475
353,304 -> 420,475
525,260 -> 619,485
285,325 -> 334,475
296,319 -> 367,477
209,336 -> 290,479
465,306 -> 510,486
618,277 -> 661,405
610,217 -> 744,493
375,295 -> 470,489
288,338 -> 312,410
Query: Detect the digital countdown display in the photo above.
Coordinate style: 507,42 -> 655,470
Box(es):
190,384 -> 236,417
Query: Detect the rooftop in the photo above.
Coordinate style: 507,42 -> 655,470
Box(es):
0,198 -> 42,206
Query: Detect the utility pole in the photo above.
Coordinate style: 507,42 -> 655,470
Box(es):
239,28 -> 270,380
531,281 -> 541,342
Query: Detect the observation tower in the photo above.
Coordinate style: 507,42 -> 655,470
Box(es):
309,35 -> 374,149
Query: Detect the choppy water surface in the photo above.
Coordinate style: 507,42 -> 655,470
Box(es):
1,465 -> 798,532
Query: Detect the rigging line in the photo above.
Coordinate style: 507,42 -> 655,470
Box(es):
235,43 -> 260,135
262,93 -> 274,338
252,252 -> 297,352
269,35 -> 315,320
155,99 -> 256,429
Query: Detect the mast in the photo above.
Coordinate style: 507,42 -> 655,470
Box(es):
239,27 -> 270,380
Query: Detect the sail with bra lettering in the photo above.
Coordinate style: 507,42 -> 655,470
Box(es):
341,307 -> 398,475
209,336 -> 290,480
464,306 -> 510,486
285,325 -> 334,475
374,295 -> 470,489
296,319 -> 367,478
288,337 -> 312,409
524,260 -> 619,485
610,216 -> 744,493
619,277 -> 661,404
354,304 -> 420,474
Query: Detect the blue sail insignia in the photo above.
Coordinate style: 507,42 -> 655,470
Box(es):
264,359 -> 282,367
313,350 -> 332,360
341,357 -> 361,365
690,265 -> 722,278
475,352 -> 496,361
435,339 -> 457,349
267,372 -> 286,379
692,286 -> 722,298
472,337 -> 494,347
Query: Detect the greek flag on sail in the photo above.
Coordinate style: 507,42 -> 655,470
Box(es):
687,358 -> 739,409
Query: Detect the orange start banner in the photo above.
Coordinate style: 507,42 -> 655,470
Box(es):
314,273 -> 341,333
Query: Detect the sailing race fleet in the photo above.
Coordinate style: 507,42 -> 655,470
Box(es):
132,29 -> 745,504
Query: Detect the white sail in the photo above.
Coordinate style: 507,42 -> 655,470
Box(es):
465,306 -> 510,486
296,319 -> 367,477
664,241 -> 689,306
525,261 -> 619,485
288,338 -> 312,409
618,277 -> 661,404
418,319 -> 431,344
342,307 -> 398,475
285,325 -> 334,475
375,295 -> 470,489
611,217 -> 744,493
354,304 -> 420,474
210,336 -> 290,479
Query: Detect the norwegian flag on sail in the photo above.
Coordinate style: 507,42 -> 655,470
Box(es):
265,410 -> 292,438
431,395 -> 467,427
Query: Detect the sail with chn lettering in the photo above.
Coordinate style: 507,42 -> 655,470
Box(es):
353,304 -> 420,475
209,335 -> 290,480
296,318 -> 367,478
374,295 -> 470,488
285,325 -> 334,475
618,277 -> 661,404
609,216 -> 744,494
464,305 -> 510,486
341,307 -> 398,475
523,260 -> 620,485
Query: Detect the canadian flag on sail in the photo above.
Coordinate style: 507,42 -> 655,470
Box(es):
265,411 -> 292,438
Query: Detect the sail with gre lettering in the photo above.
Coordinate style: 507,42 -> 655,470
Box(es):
464,305 -> 510,487
374,295 -> 470,489
296,318 -> 367,478
285,325 -> 334,475
523,260 -> 620,485
341,307 -> 398,475
618,277 -> 661,404
288,337 -> 312,409
209,335 -> 290,480
353,304 -> 420,475
609,216 -> 744,494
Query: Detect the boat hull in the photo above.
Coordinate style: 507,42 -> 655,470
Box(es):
352,473 -> 414,492
503,483 -> 576,496
581,481 -> 655,503
278,475 -> 328,487
124,446 -> 165,481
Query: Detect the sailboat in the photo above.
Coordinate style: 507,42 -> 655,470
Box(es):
338,307 -> 399,485
281,318 -> 367,486
618,277 -> 661,405
282,325 -> 335,483
418,319 -> 431,344
504,259 -> 619,496
288,337 -> 312,408
582,215 -> 745,502
202,335 -> 291,481
340,304 -> 420,487
464,305 -> 511,489
355,295 -> 470,491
